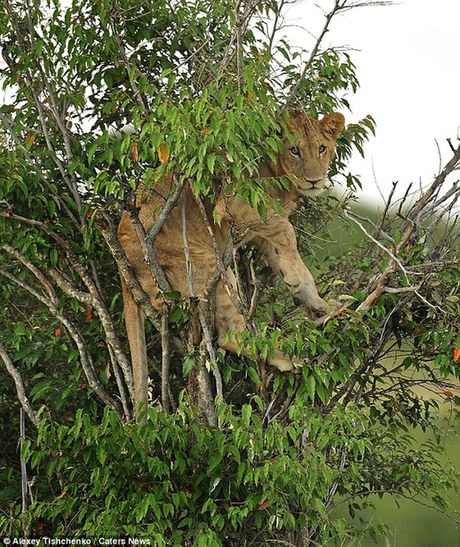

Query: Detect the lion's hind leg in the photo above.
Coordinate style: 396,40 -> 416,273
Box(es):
121,277 -> 150,412
214,278 -> 295,373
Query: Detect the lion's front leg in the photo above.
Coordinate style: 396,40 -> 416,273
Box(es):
214,275 -> 296,372
251,228 -> 332,321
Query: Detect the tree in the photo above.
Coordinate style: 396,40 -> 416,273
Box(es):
0,0 -> 459,544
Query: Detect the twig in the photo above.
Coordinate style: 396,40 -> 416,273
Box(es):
4,0 -> 83,218
216,0 -> 259,83
343,209 -> 410,284
405,141 -> 460,225
345,212 -> 442,318
345,209 -> 395,244
3,245 -> 58,305
377,180 -> 397,236
109,1 -> 149,111
267,0 -> 288,57
283,0 -> 346,108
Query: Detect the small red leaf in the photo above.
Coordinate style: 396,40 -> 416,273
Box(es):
454,347 -> 460,363
132,142 -> 139,161
25,133 -> 36,146
157,143 -> 169,165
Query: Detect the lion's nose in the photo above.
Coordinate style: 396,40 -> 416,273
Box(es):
306,179 -> 323,187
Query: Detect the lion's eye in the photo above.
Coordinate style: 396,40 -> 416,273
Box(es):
319,145 -> 327,155
290,146 -> 301,157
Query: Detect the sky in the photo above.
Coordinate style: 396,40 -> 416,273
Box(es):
289,0 -> 460,204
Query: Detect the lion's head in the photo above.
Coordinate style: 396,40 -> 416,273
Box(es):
277,111 -> 345,197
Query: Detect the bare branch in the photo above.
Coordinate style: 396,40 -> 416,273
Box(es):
96,210 -> 186,355
1,215 -> 136,401
0,340 -> 38,427
405,141 -> 460,225
181,197 -> 223,401
193,194 -> 250,320
96,213 -> 158,328
160,307 -> 171,414
344,210 -> 419,294
127,207 -> 172,294
3,245 -> 58,306
145,175 -> 185,247
126,176 -> 184,296
109,0 -> 149,111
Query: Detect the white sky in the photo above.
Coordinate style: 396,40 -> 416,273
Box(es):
290,0 -> 460,203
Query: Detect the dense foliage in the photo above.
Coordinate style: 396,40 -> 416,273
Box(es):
0,0 -> 459,545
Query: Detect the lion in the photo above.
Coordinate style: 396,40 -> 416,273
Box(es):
117,110 -> 345,409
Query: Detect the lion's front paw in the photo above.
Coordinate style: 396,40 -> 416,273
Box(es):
304,298 -> 330,321
312,298 -> 348,325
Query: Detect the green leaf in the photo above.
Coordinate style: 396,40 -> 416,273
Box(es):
207,452 -> 223,474
252,395 -> 264,411
247,367 -> 260,386
30,379 -> 52,402
207,153 -> 216,174
242,404 -> 252,428
50,248 -> 59,267
306,375 -> 316,400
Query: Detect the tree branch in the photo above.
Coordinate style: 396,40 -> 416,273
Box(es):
181,197 -> 223,403
160,306 -> 171,414
0,340 -> 38,427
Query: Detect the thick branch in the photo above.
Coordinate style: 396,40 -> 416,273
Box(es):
96,212 -> 161,332
145,175 -> 185,245
193,194 -> 250,320
0,340 -> 38,427
160,307 -> 171,414
126,175 -> 184,296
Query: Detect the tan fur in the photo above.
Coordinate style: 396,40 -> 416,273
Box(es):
118,111 -> 345,409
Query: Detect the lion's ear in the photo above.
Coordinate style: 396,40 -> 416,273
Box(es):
320,113 -> 345,139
